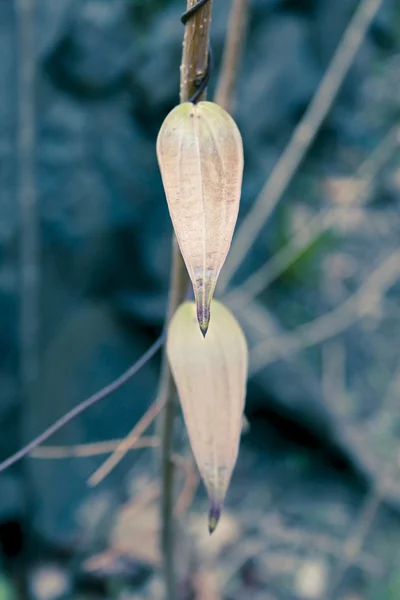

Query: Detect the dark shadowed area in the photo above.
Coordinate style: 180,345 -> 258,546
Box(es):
1,0 -> 400,598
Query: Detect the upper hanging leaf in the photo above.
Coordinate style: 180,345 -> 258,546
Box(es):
157,101 -> 244,336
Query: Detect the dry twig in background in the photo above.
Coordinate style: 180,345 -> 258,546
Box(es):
0,334 -> 164,473
16,0 -> 40,395
214,0 -> 249,113
224,123 -> 400,309
29,436 -> 159,459
173,454 -> 201,516
88,396 -> 165,486
249,248 -> 400,373
219,0 -> 384,290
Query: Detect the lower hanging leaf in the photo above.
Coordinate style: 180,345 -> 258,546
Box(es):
167,300 -> 248,533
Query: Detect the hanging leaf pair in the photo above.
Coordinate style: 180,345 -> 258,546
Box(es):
157,101 -> 247,533
167,300 -> 248,533
157,101 -> 243,336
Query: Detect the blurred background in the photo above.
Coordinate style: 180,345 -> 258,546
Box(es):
1,0 -> 400,598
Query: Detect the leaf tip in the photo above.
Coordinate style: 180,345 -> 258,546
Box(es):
195,278 -> 213,337
199,319 -> 209,338
195,290 -> 211,337
208,500 -> 222,535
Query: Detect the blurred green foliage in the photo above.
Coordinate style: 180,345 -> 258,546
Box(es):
272,204 -> 338,288
0,575 -> 15,600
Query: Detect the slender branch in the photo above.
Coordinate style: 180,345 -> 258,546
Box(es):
214,0 -> 250,113
159,240 -> 191,599
248,249 -> 400,374
0,334 -> 164,474
160,3 -> 213,597
219,0 -> 384,290
16,0 -> 40,392
88,395 -> 165,486
225,123 -> 399,309
174,454 -> 200,515
29,436 -> 158,459
226,210 -> 336,309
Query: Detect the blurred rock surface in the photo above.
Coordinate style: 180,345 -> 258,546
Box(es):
0,0 -> 399,554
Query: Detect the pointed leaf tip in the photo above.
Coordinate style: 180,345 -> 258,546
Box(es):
196,293 -> 210,337
200,324 -> 208,338
208,500 -> 221,535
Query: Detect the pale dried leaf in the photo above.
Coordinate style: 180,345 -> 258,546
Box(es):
157,102 -> 243,335
167,300 -> 248,532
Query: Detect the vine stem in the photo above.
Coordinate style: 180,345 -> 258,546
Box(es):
159,2 -> 213,598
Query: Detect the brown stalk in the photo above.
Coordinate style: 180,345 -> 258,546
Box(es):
159,2 -> 213,599
214,0 -> 249,113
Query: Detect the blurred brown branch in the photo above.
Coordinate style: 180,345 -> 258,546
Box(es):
29,436 -> 159,459
225,123 -> 400,310
88,396 -> 165,486
214,0 -> 249,113
219,0 -> 385,290
248,248 -> 400,374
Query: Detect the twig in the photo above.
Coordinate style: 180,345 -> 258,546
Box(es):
361,364 -> 400,434
88,396 -> 165,486
0,334 -> 164,474
224,123 -> 400,309
29,436 -> 159,459
16,0 -> 40,393
173,454 -> 200,515
321,340 -> 348,417
214,0 -> 250,113
248,248 -> 400,374
160,3 -> 213,598
226,210 -> 336,309
219,0 -> 385,290
159,239 -> 191,599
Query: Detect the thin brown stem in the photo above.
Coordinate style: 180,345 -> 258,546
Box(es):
159,3 -> 213,598
89,396 -> 165,486
159,239 -> 191,599
29,436 -> 158,459
214,0 -> 250,113
180,1 -> 213,104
